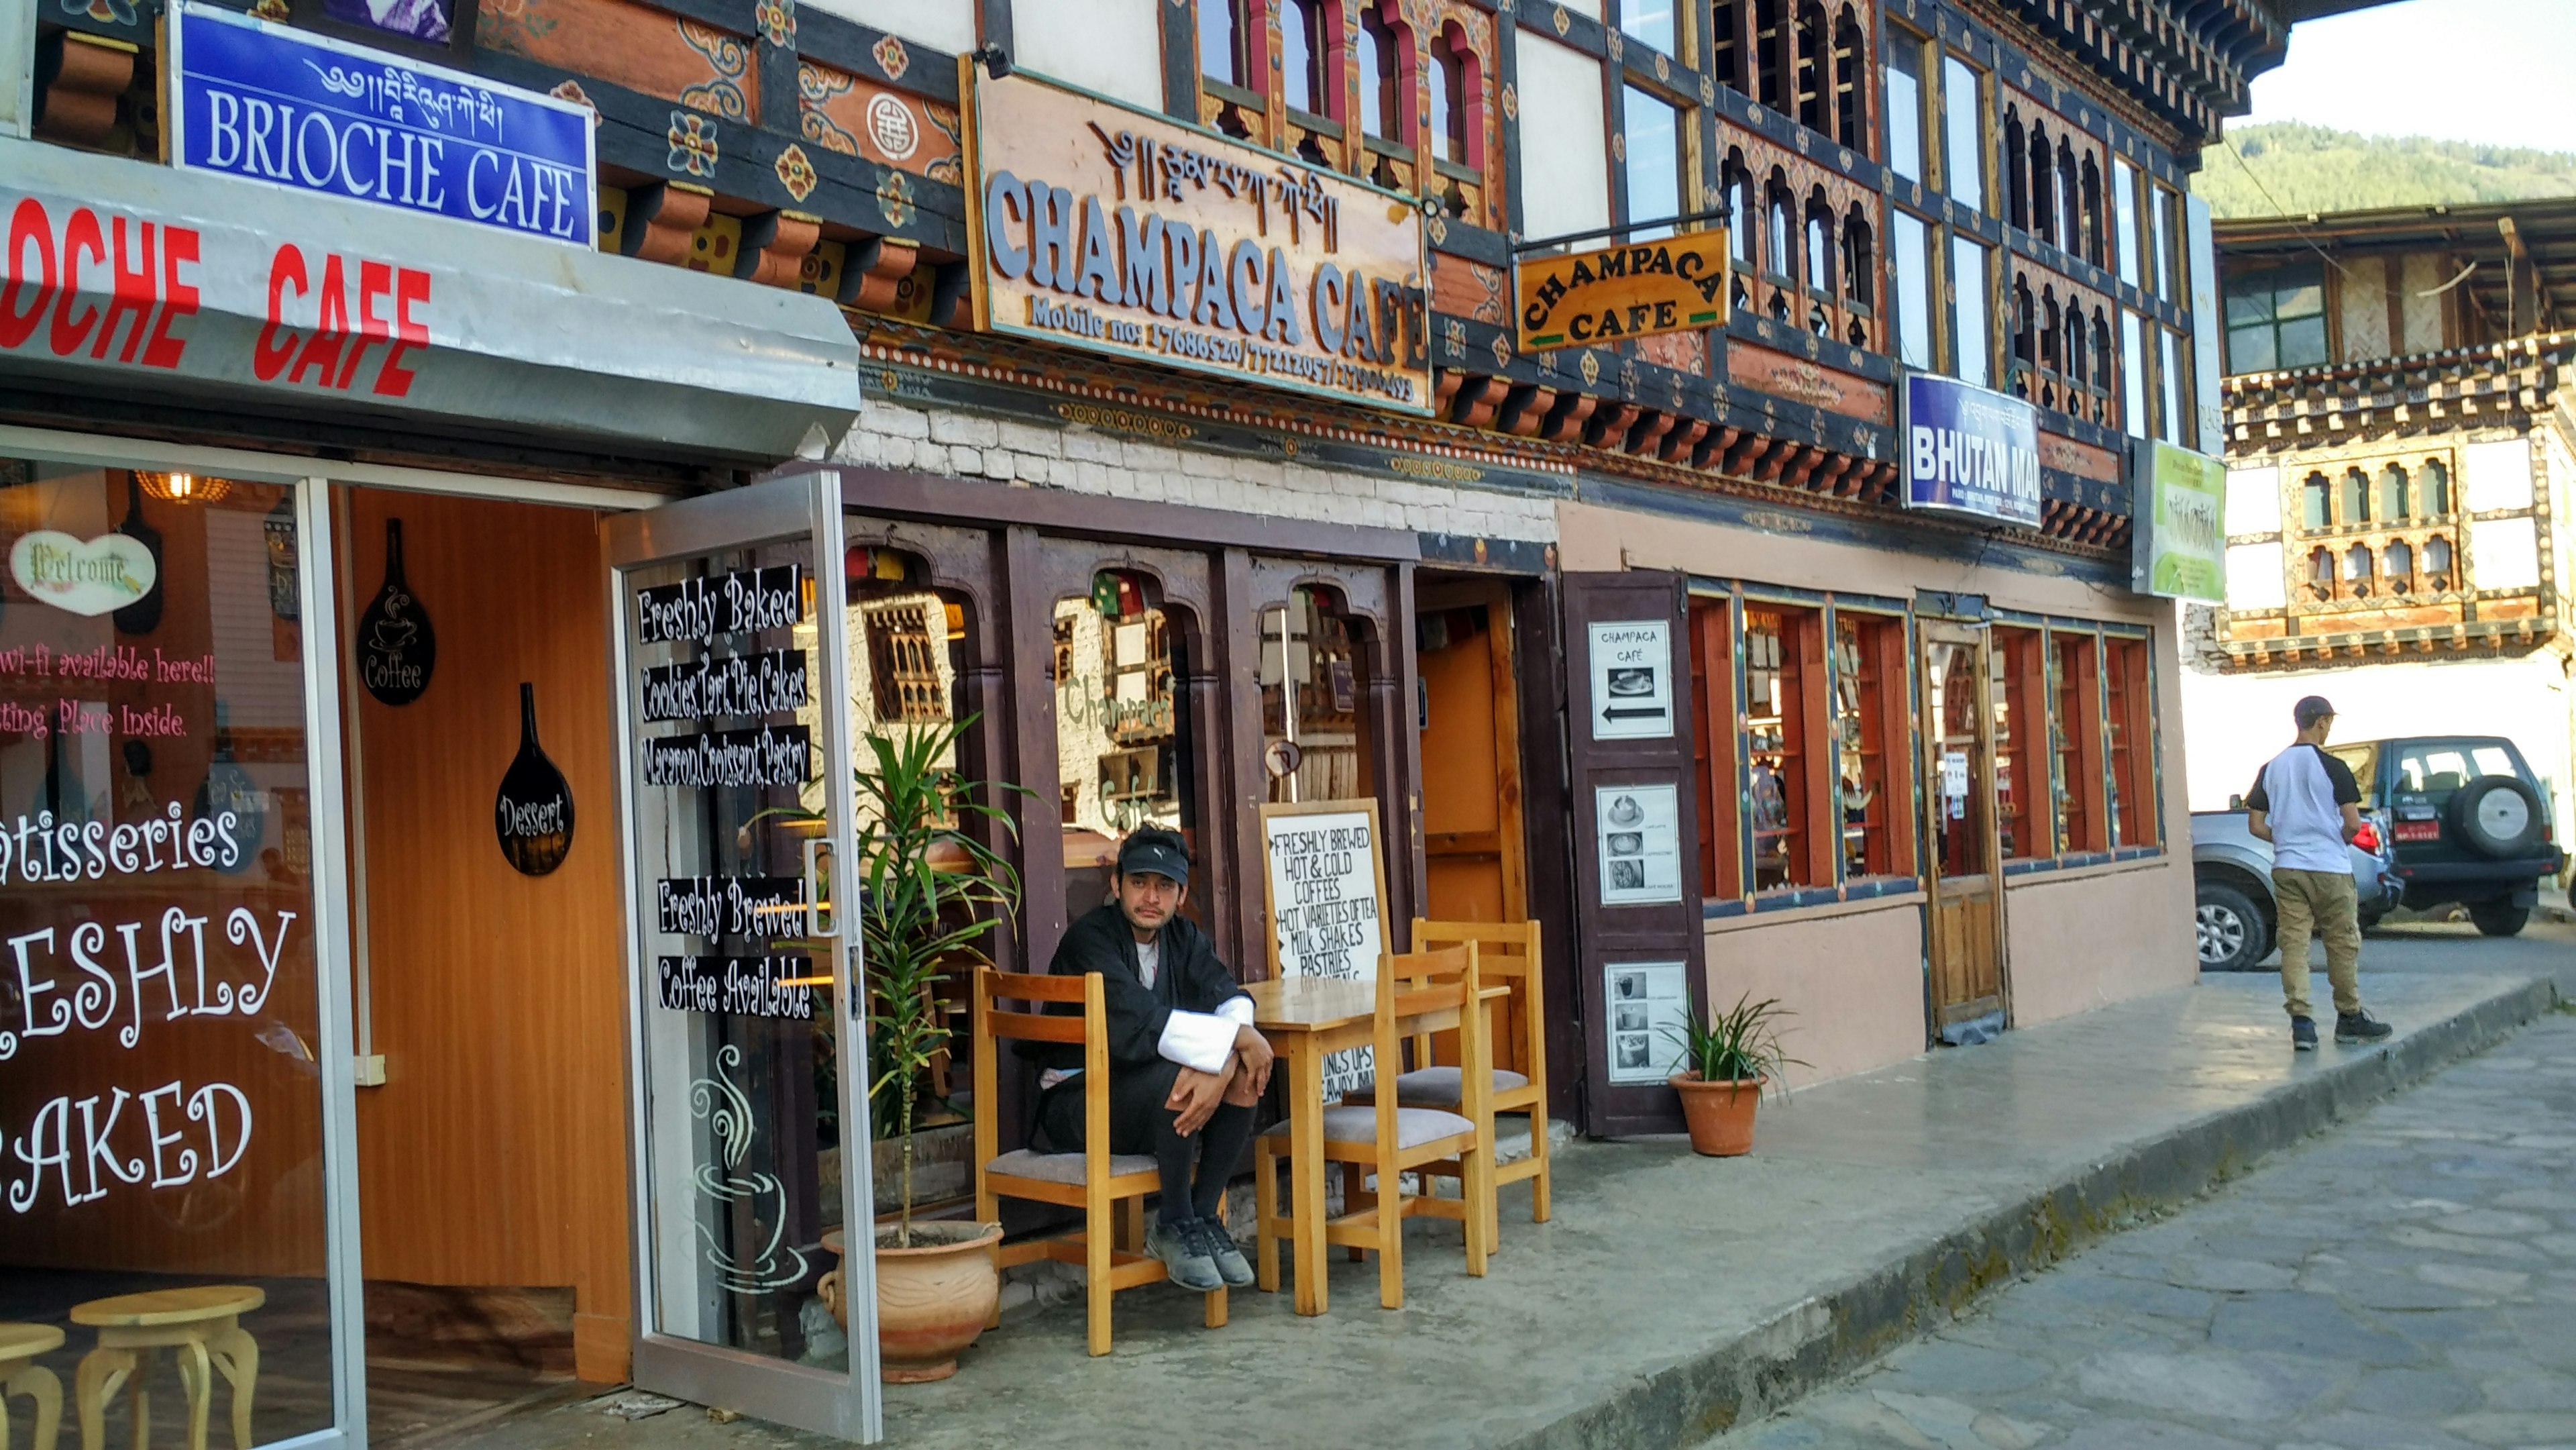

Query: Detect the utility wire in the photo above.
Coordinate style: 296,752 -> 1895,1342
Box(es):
2218,132 -> 2352,278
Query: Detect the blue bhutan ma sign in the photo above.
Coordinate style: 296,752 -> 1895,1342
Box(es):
1900,373 -> 2043,529
167,3 -> 596,247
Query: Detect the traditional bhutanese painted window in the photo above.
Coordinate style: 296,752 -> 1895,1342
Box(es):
1689,594 -> 1743,898
1623,85 -> 1685,241
1198,0 -> 1246,88
1623,0 -> 1678,55
1831,610 -> 1915,882
1993,623 -> 2049,862
2424,535 -> 2453,589
1892,210 -> 1933,370
1281,0 -> 1330,120
2302,472 -> 2330,528
2051,631 -> 2104,854
1940,55 -> 1984,212
1358,7 -> 1404,141
1883,25 -> 1926,184
2103,635 -> 2157,848
2384,540 -> 2414,593
1950,235 -> 1991,389
1744,603 -> 1831,892
2379,462 -> 2412,521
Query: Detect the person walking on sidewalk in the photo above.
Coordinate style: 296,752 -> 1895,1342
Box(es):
2245,695 -> 2392,1051
1029,826 -> 1273,1290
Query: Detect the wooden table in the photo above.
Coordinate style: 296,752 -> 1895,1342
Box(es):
1,1323 -> 64,1450
70,1286 -> 262,1450
1246,976 -> 1507,1316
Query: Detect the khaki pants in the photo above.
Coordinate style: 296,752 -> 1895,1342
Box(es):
2273,868 -> 2361,1020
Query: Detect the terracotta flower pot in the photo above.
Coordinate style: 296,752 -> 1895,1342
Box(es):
1670,1072 -> 1763,1156
820,1221 -> 1004,1383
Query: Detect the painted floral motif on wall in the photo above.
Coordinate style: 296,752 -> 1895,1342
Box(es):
773,143 -> 818,203
667,109 -> 719,176
753,0 -> 792,48
678,17 -> 752,120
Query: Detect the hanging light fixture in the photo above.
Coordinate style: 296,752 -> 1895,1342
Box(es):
139,470 -> 231,504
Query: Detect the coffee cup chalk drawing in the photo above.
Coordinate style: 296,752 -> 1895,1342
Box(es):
1605,960 -> 1690,1084
358,518 -> 435,706
1260,798 -> 1389,1100
1596,782 -> 1682,905
1588,620 -> 1672,740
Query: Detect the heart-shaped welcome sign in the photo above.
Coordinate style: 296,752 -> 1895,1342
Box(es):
10,531 -> 160,617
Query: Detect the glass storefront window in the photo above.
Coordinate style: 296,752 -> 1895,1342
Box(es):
1831,611 -> 1908,880
1,462 -> 335,1446
1055,572 -> 1197,923
1257,586 -> 1371,806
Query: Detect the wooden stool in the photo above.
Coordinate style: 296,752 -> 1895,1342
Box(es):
70,1288 -> 262,1450
0,1324 -> 65,1450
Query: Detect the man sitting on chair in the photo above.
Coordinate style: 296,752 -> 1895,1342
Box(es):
1032,825 -> 1275,1291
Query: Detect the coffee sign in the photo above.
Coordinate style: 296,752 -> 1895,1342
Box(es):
967,67 -> 1431,414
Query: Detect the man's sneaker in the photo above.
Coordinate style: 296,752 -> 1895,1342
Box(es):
2336,1010 -> 2394,1045
1191,1216 -> 1254,1288
1145,1215 -> 1223,1291
2291,1016 -> 2318,1051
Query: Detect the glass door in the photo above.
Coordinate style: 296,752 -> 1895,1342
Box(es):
1917,620 -> 2007,1045
603,474 -> 877,1439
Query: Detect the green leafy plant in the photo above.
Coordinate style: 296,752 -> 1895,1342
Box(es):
850,715 -> 1024,1247
1663,992 -> 1805,1098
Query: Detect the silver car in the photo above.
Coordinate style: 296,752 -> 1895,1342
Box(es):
2190,809 -> 2403,972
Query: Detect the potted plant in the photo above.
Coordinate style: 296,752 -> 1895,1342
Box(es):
815,716 -> 1026,1383
1665,993 -> 1803,1157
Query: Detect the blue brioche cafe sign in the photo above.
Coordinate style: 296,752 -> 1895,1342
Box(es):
1900,372 -> 2043,529
166,3 -> 597,246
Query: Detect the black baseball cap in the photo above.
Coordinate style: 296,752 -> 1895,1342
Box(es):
1117,828 -> 1191,886
2293,695 -> 2336,728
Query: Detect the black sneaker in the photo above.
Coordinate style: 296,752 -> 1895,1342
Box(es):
1191,1216 -> 1254,1288
2291,1016 -> 2318,1051
1145,1215 -> 1223,1291
2336,1010 -> 2393,1045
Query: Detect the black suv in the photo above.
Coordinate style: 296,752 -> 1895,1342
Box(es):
2328,735 -> 2566,937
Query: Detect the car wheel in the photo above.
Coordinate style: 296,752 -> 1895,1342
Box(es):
2196,880 -> 2270,970
2447,776 -> 2547,860
2469,900 -> 2530,937
2357,909 -> 2385,933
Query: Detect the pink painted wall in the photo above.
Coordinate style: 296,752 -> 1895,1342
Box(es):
1703,900 -> 1929,1088
1560,498 -> 2202,1082
2003,858 -> 2197,1024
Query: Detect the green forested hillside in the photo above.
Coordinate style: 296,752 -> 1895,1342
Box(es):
2195,122 -> 2576,219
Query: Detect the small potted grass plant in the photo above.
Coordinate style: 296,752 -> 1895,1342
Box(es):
1665,993 -> 1803,1156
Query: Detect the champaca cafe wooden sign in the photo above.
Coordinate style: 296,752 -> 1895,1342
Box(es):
1515,229 -> 1730,352
965,66 -> 1432,414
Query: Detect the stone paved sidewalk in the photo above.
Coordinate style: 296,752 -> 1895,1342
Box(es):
1713,1008 -> 2576,1450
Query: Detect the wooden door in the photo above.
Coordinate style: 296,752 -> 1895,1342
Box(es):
1563,571 -> 1707,1135
1919,620 -> 2007,1043
1415,578 -> 1531,1071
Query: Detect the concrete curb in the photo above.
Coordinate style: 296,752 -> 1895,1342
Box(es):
1502,975 -> 2561,1450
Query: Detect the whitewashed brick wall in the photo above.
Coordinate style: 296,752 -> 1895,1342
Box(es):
835,401 -> 1560,543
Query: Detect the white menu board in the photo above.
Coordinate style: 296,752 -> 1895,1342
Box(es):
1588,620 -> 1674,739
1605,960 -> 1690,1084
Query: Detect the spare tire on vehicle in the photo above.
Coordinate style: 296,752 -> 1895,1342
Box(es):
2447,775 -> 2546,859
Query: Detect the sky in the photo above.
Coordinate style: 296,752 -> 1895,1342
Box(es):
2240,0 -> 2576,152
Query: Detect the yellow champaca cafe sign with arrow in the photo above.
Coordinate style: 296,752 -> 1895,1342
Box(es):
1514,229 -> 1729,352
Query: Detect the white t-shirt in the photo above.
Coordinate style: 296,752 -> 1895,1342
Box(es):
2248,743 -> 2361,874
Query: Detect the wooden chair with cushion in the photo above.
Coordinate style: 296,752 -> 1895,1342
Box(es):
972,966 -> 1226,1357
1253,945 -> 1493,1310
1403,918 -> 1550,1229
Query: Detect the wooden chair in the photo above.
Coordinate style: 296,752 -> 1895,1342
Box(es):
972,966 -> 1226,1357
68,1287 -> 260,1450
1254,945 -> 1493,1310
0,1323 -> 63,1450
1403,919 -> 1550,1229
